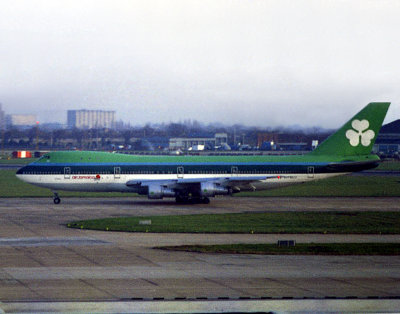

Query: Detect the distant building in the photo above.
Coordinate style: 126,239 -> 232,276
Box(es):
215,133 -> 228,146
6,114 -> 37,128
257,132 -> 280,150
374,119 -> 400,156
169,133 -> 228,150
277,142 -> 308,151
40,122 -> 66,130
257,132 -> 279,148
67,110 -> 116,129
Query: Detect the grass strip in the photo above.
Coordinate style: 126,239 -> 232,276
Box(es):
67,211 -> 400,234
156,243 -> 400,255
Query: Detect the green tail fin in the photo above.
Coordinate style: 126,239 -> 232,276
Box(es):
309,102 -> 390,156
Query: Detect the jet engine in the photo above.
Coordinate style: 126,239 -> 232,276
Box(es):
199,181 -> 229,197
141,184 -> 175,199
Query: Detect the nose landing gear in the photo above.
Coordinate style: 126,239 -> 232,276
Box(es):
53,192 -> 61,204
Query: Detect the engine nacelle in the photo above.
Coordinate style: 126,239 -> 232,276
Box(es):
146,184 -> 175,199
200,181 -> 229,197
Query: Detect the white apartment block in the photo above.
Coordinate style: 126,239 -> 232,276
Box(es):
7,114 -> 37,127
67,110 -> 116,129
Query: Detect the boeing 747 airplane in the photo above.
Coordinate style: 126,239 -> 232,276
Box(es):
16,102 -> 390,204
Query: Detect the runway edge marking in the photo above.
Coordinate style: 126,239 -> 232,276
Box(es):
2,299 -> 400,313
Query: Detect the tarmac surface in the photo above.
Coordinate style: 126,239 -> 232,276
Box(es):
0,196 -> 399,312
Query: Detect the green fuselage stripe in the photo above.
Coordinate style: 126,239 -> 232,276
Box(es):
17,161 -> 376,175
17,151 -> 381,176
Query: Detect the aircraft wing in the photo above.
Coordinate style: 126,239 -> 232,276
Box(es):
126,175 -> 277,193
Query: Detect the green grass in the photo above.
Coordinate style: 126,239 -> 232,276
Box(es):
237,175 -> 400,197
157,243 -> 400,255
67,211 -> 400,234
1,168 -> 400,198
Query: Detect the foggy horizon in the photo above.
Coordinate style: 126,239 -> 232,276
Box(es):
0,105 -> 354,132
1,1 -> 399,128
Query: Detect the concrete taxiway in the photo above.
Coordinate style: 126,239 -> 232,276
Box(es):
0,197 -> 399,312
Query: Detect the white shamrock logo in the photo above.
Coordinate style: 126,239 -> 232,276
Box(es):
345,120 -> 375,147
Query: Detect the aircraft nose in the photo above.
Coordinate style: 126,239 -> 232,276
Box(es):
16,166 -> 25,175
16,166 -> 29,182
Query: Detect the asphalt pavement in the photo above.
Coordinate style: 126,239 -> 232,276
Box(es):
0,196 -> 399,313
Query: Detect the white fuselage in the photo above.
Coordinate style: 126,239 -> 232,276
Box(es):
17,172 -> 347,193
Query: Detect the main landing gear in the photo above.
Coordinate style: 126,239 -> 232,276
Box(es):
53,192 -> 61,204
175,196 -> 210,204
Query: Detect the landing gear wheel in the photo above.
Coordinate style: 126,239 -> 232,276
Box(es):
202,197 -> 210,204
53,192 -> 61,204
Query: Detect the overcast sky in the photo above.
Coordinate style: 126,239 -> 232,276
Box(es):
0,0 -> 399,127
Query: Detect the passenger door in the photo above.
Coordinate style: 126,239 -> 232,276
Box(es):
307,166 -> 314,178
177,166 -> 184,179
64,167 -> 71,179
114,167 -> 121,179
231,166 -> 238,176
